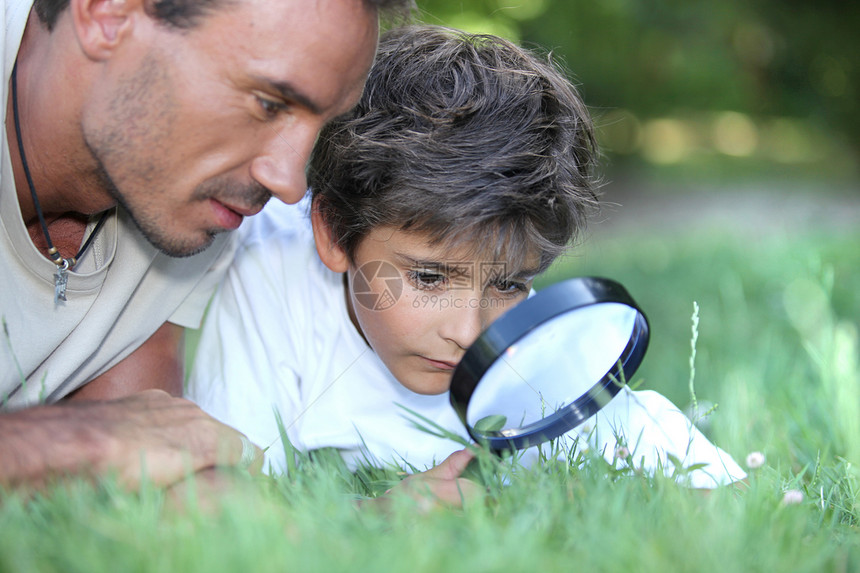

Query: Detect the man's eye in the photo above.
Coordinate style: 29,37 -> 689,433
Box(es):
408,270 -> 447,290
255,94 -> 287,118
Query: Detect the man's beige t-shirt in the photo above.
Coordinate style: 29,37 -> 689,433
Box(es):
0,0 -> 237,408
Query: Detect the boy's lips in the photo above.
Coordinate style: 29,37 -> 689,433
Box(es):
421,356 -> 458,370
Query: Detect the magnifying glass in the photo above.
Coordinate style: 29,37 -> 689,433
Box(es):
448,276 -> 650,453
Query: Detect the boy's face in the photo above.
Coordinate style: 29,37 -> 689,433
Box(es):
343,227 -> 539,396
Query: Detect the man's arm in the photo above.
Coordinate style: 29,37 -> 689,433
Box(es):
0,390 -> 263,491
67,322 -> 185,401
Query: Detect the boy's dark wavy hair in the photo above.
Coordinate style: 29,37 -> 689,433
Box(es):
33,0 -> 412,31
309,25 -> 600,272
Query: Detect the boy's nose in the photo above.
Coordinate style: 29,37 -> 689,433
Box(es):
439,297 -> 484,350
250,123 -> 319,205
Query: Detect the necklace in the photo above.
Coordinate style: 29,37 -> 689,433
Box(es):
11,62 -> 109,304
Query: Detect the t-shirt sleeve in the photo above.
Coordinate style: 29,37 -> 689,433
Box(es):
185,229 -> 306,475
167,232 -> 241,329
578,388 -> 747,488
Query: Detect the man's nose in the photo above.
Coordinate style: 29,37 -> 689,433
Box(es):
250,122 -> 319,204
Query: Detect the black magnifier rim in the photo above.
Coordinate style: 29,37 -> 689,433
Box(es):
449,276 -> 650,452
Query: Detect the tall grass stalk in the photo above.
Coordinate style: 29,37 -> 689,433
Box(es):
688,301 -> 700,415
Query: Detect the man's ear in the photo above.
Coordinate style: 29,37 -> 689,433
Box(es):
311,205 -> 350,273
70,0 -> 139,61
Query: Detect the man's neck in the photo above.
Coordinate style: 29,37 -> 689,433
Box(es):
7,8 -> 114,255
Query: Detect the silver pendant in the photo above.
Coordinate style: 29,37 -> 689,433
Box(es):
54,259 -> 70,304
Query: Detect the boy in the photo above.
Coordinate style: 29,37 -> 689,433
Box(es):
187,26 -> 744,488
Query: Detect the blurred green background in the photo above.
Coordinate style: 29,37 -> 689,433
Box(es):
415,0 -> 859,186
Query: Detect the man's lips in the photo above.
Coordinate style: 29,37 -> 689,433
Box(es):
209,198 -> 265,229
218,199 -> 265,218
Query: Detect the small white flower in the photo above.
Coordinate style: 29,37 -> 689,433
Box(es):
614,445 -> 630,459
782,489 -> 804,505
745,451 -> 765,469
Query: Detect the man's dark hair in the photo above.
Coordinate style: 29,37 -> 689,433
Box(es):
309,25 -> 600,273
33,0 -> 413,31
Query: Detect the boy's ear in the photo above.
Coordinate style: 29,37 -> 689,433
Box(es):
71,0 -> 140,61
311,205 -> 350,273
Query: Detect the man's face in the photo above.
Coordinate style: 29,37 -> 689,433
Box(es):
344,227 -> 538,396
83,0 -> 378,256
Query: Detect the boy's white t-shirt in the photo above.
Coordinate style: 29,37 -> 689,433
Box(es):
187,201 -> 746,488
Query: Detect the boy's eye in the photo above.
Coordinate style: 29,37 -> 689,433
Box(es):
408,269 -> 447,290
254,93 -> 288,118
493,280 -> 528,295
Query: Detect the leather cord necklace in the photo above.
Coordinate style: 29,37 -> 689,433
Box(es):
11,62 -> 109,304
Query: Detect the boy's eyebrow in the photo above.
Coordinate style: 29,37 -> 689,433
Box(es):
508,267 -> 541,282
397,254 -> 466,272
252,75 -> 323,115
398,253 -> 540,282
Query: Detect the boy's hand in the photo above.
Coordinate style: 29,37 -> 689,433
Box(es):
366,448 -> 483,512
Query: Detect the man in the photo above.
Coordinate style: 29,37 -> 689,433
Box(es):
0,0 -> 407,490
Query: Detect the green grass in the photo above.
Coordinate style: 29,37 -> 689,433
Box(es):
4,201 -> 860,572
541,222 -> 860,475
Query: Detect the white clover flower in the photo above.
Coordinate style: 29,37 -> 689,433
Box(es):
782,489 -> 804,505
745,451 -> 765,469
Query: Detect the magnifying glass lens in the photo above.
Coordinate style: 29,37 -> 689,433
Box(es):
449,277 -> 650,452
466,303 -> 637,434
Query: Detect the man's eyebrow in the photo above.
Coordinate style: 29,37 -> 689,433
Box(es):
254,76 -> 323,115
